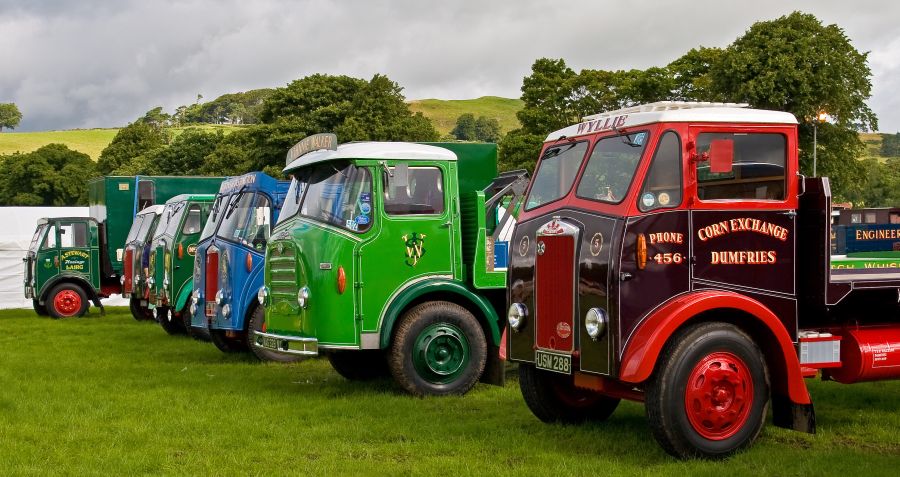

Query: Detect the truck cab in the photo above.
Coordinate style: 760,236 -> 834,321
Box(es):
189,172 -> 293,360
25,217 -> 103,318
148,194 -> 215,336
121,205 -> 164,321
254,134 -> 526,395
507,101 -> 900,458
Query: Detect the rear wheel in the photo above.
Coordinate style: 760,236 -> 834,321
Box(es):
645,322 -> 769,459
33,298 -> 48,316
247,306 -> 302,363
519,363 -> 620,424
47,284 -> 89,318
328,351 -> 390,381
129,298 -> 153,321
157,306 -> 185,335
388,301 -> 487,396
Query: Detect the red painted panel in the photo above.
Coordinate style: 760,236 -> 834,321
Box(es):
123,249 -> 133,294
535,235 -> 575,352
204,250 -> 218,316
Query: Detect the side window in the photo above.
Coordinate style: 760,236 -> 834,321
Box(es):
138,181 -> 156,210
181,204 -> 202,235
638,131 -> 682,211
42,225 -> 58,250
696,133 -> 786,201
851,213 -> 861,224
246,195 -> 272,247
59,222 -> 88,248
383,167 -> 445,215
865,212 -> 877,224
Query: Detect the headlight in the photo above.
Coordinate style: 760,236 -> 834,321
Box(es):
257,286 -> 268,306
120,275 -> 125,285
192,289 -> 200,305
222,304 -> 231,318
215,289 -> 225,305
298,286 -> 310,309
148,277 -> 155,287
134,274 -> 141,284
190,302 -> 197,316
508,303 -> 527,331
163,272 -> 170,288
585,307 -> 608,340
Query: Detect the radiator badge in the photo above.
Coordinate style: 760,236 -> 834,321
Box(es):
403,233 -> 427,267
536,240 -> 546,256
556,322 -> 571,339
518,235 -> 529,257
590,232 -> 604,256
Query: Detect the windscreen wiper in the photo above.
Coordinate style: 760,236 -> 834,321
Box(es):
612,124 -> 641,148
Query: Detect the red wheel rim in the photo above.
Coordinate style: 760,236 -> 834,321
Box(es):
53,290 -> 82,317
684,351 -> 753,440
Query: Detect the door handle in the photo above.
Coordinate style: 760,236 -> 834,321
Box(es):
441,221 -> 452,228
54,256 -> 59,267
619,272 -> 633,282
780,210 -> 797,218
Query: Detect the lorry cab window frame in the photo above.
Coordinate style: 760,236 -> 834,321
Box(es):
125,215 -> 146,244
575,130 -> 650,205
275,176 -> 308,226
638,130 -> 683,212
42,224 -> 57,250
181,204 -> 203,235
30,224 -> 47,252
201,194 -> 227,241
524,140 -> 589,211
155,202 -> 186,239
382,166 -> 446,216
59,222 -> 88,248
694,132 -> 788,202
216,191 -> 272,247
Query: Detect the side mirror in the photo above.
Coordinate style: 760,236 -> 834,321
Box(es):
392,163 -> 409,189
709,139 -> 734,173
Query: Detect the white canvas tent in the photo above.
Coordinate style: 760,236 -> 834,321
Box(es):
0,207 -> 127,309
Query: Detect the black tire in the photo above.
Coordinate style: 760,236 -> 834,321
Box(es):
46,283 -> 89,319
33,298 -> 48,316
157,306 -> 186,335
518,363 -> 620,424
247,306 -> 302,363
182,303 -> 211,342
129,298 -> 153,321
210,329 -> 246,353
646,322 -> 769,459
328,350 -> 390,381
388,301 -> 487,396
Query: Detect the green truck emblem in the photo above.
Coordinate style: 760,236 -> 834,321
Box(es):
403,233 -> 427,267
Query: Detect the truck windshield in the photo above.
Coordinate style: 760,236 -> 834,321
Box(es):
135,213 -> 157,244
154,202 -> 186,239
29,224 -> 47,252
525,141 -> 589,210
276,177 -> 307,225
125,215 -> 145,244
201,194 -> 227,241
301,162 -> 372,233
575,131 -> 649,204
217,192 -> 272,249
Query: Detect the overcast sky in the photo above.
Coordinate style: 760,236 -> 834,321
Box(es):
2,0 -> 899,132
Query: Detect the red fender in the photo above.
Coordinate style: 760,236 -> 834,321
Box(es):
619,290 -> 810,405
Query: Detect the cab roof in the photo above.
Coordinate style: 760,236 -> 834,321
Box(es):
546,101 -> 799,142
137,204 -> 165,216
284,142 -> 456,172
164,193 -> 217,204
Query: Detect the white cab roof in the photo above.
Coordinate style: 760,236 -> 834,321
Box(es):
546,101 -> 798,141
284,142 -> 457,172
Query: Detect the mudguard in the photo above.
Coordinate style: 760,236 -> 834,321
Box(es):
175,278 -> 194,312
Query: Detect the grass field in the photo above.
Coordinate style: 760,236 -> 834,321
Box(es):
408,96 -> 524,137
1,308 -> 898,475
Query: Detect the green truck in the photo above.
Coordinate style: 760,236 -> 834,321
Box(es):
148,194 -> 217,337
24,176 -> 224,318
254,135 -> 527,395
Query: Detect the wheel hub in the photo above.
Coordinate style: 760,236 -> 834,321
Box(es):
413,323 -> 470,384
53,290 -> 82,317
684,351 -> 753,440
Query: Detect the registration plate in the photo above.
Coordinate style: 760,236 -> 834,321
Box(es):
535,350 -> 572,374
261,336 -> 281,351
205,301 -> 216,317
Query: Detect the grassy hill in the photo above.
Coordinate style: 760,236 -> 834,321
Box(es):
0,124 -> 241,160
408,96 -> 523,136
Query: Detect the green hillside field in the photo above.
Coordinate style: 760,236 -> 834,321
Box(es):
408,96 -> 524,136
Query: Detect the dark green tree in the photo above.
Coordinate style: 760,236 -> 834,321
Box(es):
0,144 -> 97,205
97,122 -> 170,175
666,47 -> 724,101
115,128 -> 225,175
137,106 -> 171,128
0,103 -> 23,132
881,133 -> 900,157
474,116 -> 501,142
451,113 -> 477,140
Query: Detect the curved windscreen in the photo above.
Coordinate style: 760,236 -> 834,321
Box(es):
575,131 -> 649,204
525,141 -> 588,210
201,195 -> 227,241
136,213 -> 158,244
276,177 -> 307,225
277,162 -> 373,233
125,215 -> 145,244
214,192 -> 274,250
153,202 -> 186,239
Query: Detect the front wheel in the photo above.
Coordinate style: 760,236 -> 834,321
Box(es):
646,322 -> 769,459
47,284 -> 89,318
33,298 -> 48,316
247,306 -> 302,363
157,306 -> 185,335
388,301 -> 487,396
519,364 -> 620,424
183,303 -> 210,342
129,298 -> 153,321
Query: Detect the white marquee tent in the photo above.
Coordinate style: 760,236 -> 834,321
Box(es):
0,207 -> 127,309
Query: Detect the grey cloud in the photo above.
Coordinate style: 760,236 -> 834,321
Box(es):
1,0 -> 899,132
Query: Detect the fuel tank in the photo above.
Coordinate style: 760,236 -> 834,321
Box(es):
827,325 -> 900,384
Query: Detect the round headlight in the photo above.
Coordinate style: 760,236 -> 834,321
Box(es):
191,289 -> 200,305
215,289 -> 225,305
507,303 -> 528,331
120,275 -> 125,285
585,307 -> 608,340
134,274 -> 141,284
222,304 -> 231,318
163,274 -> 170,289
298,286 -> 310,309
257,286 -> 268,306
148,277 -> 155,287
190,302 -> 197,316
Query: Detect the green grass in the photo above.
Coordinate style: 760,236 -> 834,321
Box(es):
0,124 -> 241,160
1,308 -> 898,475
408,96 -> 523,137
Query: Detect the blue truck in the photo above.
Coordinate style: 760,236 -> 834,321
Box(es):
190,172 -> 296,361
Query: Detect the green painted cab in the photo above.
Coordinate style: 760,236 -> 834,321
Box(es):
255,136 -> 527,395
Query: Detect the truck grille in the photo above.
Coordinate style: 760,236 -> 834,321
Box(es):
535,234 -> 575,352
123,249 -> 133,294
269,242 -> 298,298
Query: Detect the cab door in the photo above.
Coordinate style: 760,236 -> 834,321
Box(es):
688,127 -> 797,297
35,223 -> 60,292
358,163 -> 454,335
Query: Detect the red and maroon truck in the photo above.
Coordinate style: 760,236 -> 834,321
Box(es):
505,101 -> 900,458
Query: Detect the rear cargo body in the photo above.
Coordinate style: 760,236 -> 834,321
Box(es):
506,101 -> 900,459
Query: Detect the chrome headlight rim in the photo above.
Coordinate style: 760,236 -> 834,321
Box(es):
192,289 -> 200,305
257,286 -> 269,306
585,307 -> 608,340
507,303 -> 528,331
298,286 -> 310,309
215,289 -> 225,305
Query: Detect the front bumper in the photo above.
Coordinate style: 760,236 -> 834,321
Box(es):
24,285 -> 34,299
253,331 -> 318,357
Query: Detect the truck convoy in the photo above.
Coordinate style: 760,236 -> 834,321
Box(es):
504,101 -> 900,458
25,176 -> 223,318
190,172 -> 293,361
253,135 -> 527,395
122,205 -> 164,321
149,194 -> 216,336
